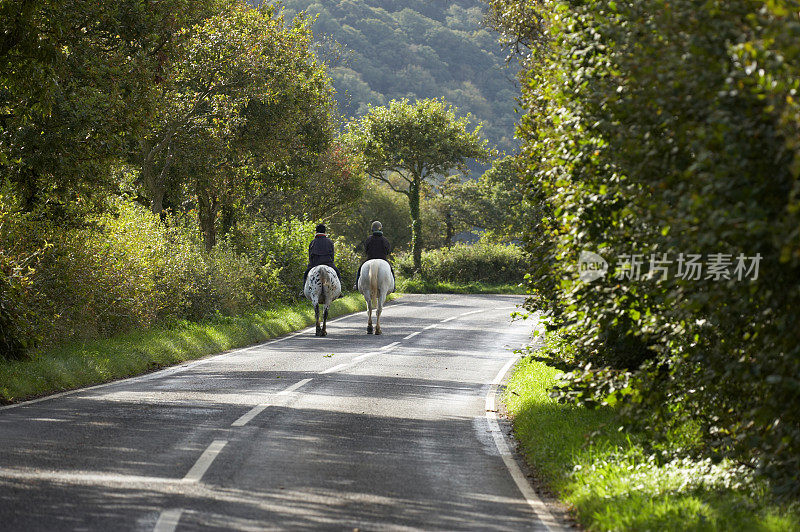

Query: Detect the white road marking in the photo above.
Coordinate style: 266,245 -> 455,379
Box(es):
277,378 -> 313,395
440,316 -> 457,323
231,404 -> 269,427
153,509 -> 183,532
329,378 -> 475,392
320,363 -> 349,374
494,306 -> 519,310
183,440 -> 227,482
459,310 -> 484,317
485,360 -> 563,531
352,352 -> 376,362
423,324 -> 437,330
380,341 -> 400,350
492,357 -> 519,387
0,468 -> 180,485
402,331 -> 420,340
231,378 -> 313,426
0,297 -> 413,412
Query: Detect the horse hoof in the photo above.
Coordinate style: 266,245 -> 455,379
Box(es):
321,330 -> 327,337
375,329 -> 382,335
366,326 -> 373,334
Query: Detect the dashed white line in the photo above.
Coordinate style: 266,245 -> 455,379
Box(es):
423,324 -> 437,330
183,440 -> 227,482
380,341 -> 400,350
0,468 -> 179,485
277,378 -> 313,395
320,363 -> 350,374
352,352 -> 377,362
153,509 -> 183,532
441,316 -> 457,323
231,404 -> 269,427
232,378 -> 313,426
459,310 -> 484,317
403,331 -> 420,340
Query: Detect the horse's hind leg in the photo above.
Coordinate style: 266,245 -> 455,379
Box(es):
315,303 -> 323,337
366,293 -> 374,334
321,305 -> 329,336
374,293 -> 385,335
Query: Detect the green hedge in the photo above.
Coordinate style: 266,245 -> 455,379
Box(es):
395,240 -> 526,285
0,198 -> 328,356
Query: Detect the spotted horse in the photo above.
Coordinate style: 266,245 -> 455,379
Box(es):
303,265 -> 342,336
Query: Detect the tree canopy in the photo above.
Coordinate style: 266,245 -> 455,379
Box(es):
344,98 -> 490,271
0,0 -> 231,216
0,0 -> 361,357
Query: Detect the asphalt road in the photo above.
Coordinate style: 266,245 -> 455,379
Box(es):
0,294 -> 560,531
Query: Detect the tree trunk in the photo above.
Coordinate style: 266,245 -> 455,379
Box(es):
197,184 -> 218,252
409,179 -> 422,274
220,201 -> 236,238
140,138 -> 170,215
445,209 -> 454,246
150,186 -> 165,216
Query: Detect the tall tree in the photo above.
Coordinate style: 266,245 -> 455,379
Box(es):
344,98 -> 489,273
0,0 -> 228,217
425,175 -> 479,246
137,2 -> 345,249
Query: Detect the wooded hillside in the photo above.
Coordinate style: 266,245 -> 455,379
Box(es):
276,0 -> 519,154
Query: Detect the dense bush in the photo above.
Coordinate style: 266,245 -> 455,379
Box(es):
241,218 -> 317,299
488,0 -> 800,496
395,239 -> 526,284
0,205 -> 41,358
0,198 -> 313,353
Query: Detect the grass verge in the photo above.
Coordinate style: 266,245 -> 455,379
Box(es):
0,292 -> 393,404
503,356 -> 800,531
397,276 -> 525,294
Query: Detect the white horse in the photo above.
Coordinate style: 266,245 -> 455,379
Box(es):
357,259 -> 394,335
304,265 -> 342,337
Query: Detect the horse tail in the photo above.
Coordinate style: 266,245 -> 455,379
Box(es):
369,262 -> 378,306
318,266 -> 328,304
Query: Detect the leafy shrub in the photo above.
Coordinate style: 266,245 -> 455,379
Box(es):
395,239 -> 526,284
243,218 -> 315,299
0,199 -> 316,352
332,235 -> 361,291
490,0 -> 800,496
0,203 -> 43,358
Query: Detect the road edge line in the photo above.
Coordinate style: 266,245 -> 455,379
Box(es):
486,358 -> 564,532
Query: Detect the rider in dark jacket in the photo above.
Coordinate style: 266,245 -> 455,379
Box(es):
354,220 -> 395,288
304,223 -> 342,287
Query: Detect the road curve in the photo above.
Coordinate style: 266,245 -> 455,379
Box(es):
0,294 -> 562,531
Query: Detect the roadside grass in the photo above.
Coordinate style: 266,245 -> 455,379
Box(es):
0,292 -> 389,404
503,357 -> 800,531
397,276 -> 525,294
